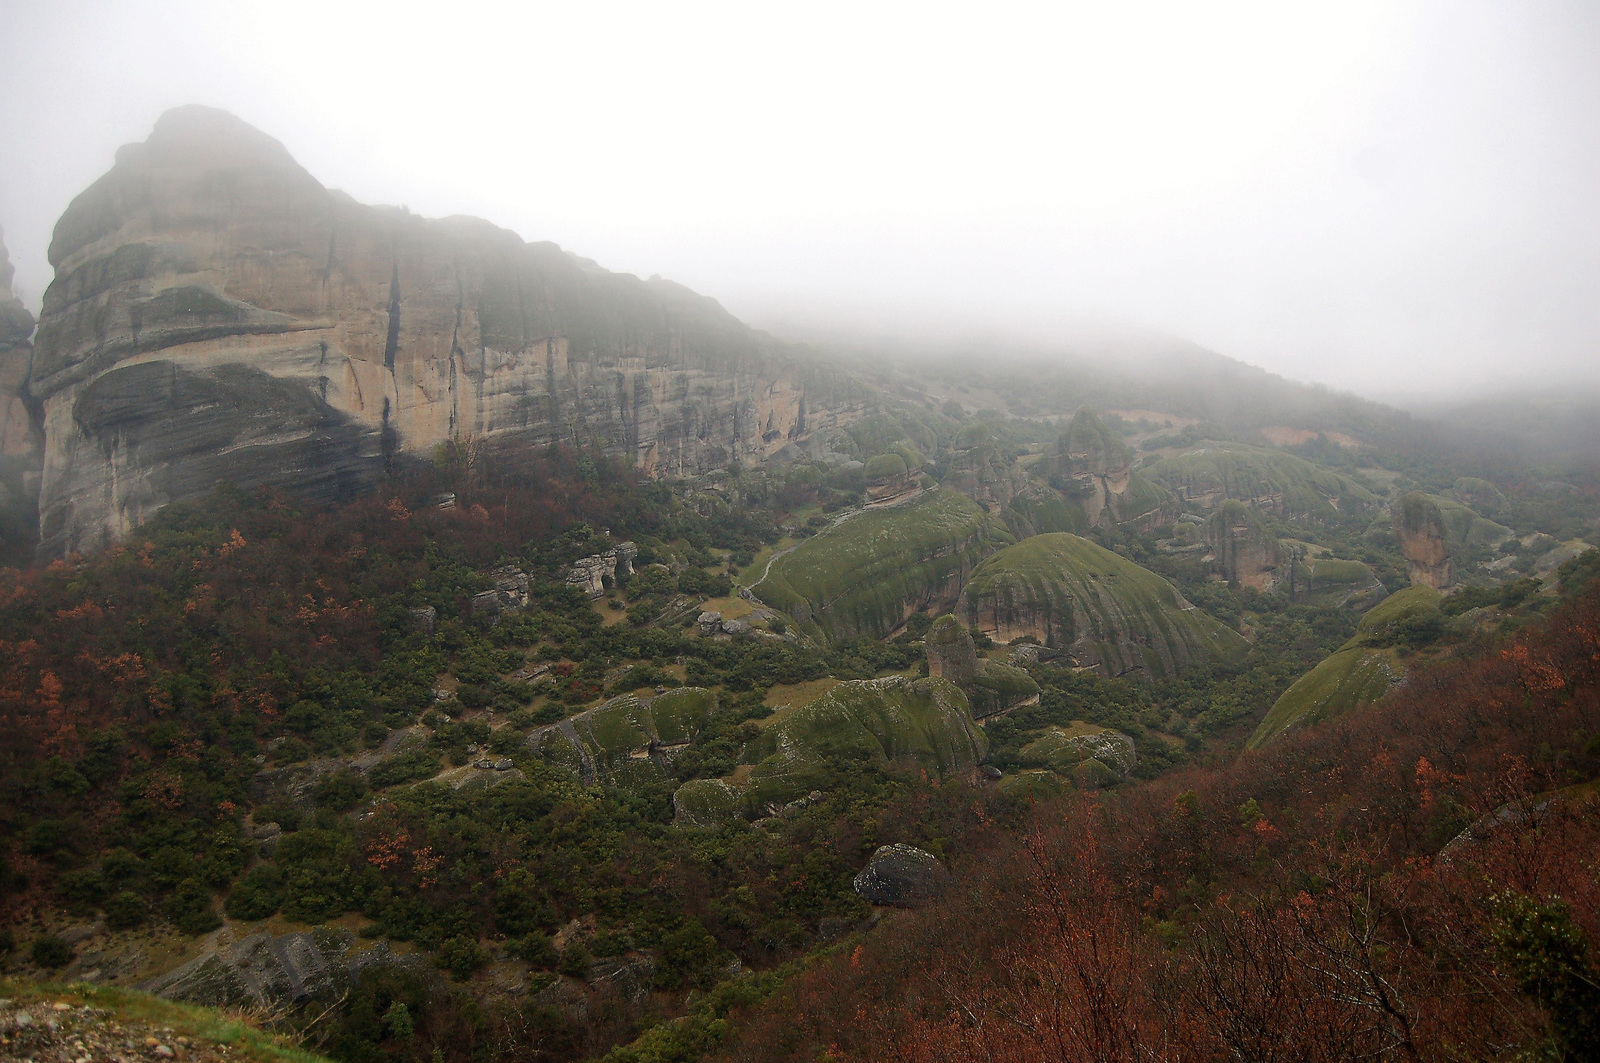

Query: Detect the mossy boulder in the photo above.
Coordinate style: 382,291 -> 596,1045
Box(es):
673,676 -> 986,819
959,532 -> 1247,679
1142,442 -> 1377,523
1020,724 -> 1137,780
753,489 -> 1009,643
1248,586 -> 1442,748
852,843 -> 951,908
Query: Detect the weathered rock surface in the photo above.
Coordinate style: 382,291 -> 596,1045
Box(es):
567,543 -> 638,598
925,614 -> 979,686
0,229 -> 42,562
924,614 -> 1038,718
0,230 -> 38,461
141,927 -> 416,1008
852,843 -> 952,907
1394,492 -> 1453,589
942,420 -> 1023,513
1045,408 -> 1173,529
27,106 -> 866,557
959,533 -> 1247,679
1205,500 -> 1283,590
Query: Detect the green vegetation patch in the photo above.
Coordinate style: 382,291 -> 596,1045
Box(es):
686,676 -> 987,815
1143,442 -> 1377,522
752,489 -> 1007,643
1248,586 -> 1441,748
566,687 -> 719,770
960,533 -> 1247,679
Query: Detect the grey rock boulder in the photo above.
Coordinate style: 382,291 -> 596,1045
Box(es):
852,843 -> 952,908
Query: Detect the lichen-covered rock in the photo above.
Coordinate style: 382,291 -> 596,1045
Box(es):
852,843 -> 952,907
925,614 -> 979,687
141,928 -> 416,1009
1394,492 -> 1453,589
28,107 -> 866,557
1205,500 -> 1284,590
1020,725 -> 1137,780
960,532 -> 1247,679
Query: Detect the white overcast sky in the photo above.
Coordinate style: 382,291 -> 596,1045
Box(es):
2,0 -> 1597,400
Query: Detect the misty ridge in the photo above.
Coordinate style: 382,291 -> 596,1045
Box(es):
1,5 -> 1599,1063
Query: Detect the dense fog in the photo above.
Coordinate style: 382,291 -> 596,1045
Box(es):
2,0 -> 1596,400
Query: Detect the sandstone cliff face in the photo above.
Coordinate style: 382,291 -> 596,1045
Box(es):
0,230 -> 42,562
1205,500 -> 1283,590
0,231 -> 38,462
1394,492 -> 1453,589
942,420 -> 1023,513
29,107 -> 865,557
1041,408 -> 1172,530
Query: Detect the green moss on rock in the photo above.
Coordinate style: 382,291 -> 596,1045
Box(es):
960,533 -> 1247,679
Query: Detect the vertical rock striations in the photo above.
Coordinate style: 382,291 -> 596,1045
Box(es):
1204,499 -> 1284,590
28,106 -> 866,557
1393,492 -> 1453,589
0,229 -> 41,561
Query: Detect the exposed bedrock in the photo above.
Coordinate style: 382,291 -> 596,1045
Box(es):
1393,492 -> 1453,589
29,106 -> 866,556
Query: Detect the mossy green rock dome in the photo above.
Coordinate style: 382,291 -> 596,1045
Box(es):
959,533 -> 1247,678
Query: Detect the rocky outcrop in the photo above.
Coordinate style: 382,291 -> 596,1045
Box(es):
1020,725 -> 1137,788
863,452 -> 917,503
1041,408 -> 1173,529
959,532 -> 1248,679
1394,492 -> 1453,589
852,843 -> 951,908
1205,500 -> 1283,590
142,927 -> 416,1009
925,614 -> 979,686
943,420 -> 1023,513
924,614 -> 1038,718
473,563 -> 532,616
0,230 -> 42,561
566,543 -> 637,598
28,107 -> 866,557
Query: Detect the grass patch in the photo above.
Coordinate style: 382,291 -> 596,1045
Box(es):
0,979 -> 330,1063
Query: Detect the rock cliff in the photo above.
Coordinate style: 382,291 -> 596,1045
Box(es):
1040,408 -> 1173,529
1393,492 -> 1453,589
26,106 -> 866,557
0,230 -> 42,561
1205,499 -> 1284,590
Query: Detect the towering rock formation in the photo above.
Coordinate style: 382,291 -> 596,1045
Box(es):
1393,492 -> 1453,589
958,533 -> 1248,679
942,420 -> 1022,513
0,230 -> 41,562
1042,408 -> 1173,530
28,106 -> 864,557
1205,500 -> 1284,590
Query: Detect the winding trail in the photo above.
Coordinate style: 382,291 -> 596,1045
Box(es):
745,488 -> 925,602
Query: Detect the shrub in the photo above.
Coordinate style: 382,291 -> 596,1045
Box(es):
104,890 -> 148,930
165,877 -> 222,935
31,935 -> 72,968
559,943 -> 592,978
434,935 -> 489,981
226,863 -> 287,921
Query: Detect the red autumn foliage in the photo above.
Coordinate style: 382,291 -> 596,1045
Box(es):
719,581 -> 1600,1061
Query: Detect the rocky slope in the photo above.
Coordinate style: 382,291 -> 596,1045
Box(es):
22,106 -> 866,558
673,675 -> 986,823
1142,441 -> 1377,524
751,488 -> 1009,643
1038,408 -> 1173,529
958,532 -> 1247,679
1248,586 -> 1441,748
